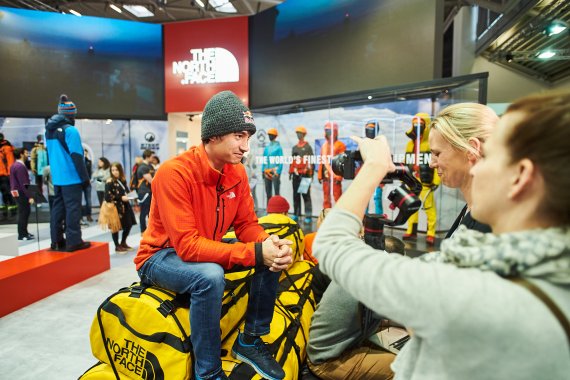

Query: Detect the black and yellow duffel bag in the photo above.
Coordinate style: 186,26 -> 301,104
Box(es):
221,260 -> 316,379
89,269 -> 254,380
223,214 -> 305,263
258,214 -> 305,263
78,362 -> 130,379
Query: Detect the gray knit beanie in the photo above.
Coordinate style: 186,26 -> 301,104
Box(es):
201,91 -> 256,140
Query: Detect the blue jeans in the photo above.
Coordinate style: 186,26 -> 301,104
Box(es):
138,248 -> 280,379
139,193 -> 152,233
51,184 -> 83,247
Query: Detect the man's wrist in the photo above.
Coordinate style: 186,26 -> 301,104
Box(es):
254,242 -> 264,269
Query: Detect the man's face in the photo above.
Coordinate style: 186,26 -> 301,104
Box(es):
23,150 -> 29,161
210,131 -> 251,166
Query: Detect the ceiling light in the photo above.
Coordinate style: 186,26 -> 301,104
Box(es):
210,0 -> 237,13
545,20 -> 567,36
123,5 -> 154,17
69,9 -> 82,17
537,50 -> 556,59
367,95 -> 372,100
505,53 -> 514,63
105,119 -> 113,125
195,0 -> 205,7
110,4 -> 122,13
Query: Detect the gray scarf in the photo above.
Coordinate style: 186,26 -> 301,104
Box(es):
420,225 -> 570,284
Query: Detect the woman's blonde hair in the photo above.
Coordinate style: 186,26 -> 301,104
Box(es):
431,103 -> 499,158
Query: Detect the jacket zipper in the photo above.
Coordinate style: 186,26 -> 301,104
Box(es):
213,175 -> 223,239
219,199 -> 225,234
214,179 -> 241,238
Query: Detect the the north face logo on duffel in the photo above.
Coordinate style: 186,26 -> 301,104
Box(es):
106,338 -> 165,380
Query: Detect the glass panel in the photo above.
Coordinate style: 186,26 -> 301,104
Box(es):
250,75 -> 486,240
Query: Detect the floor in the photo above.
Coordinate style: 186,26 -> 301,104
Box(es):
0,211 -> 436,379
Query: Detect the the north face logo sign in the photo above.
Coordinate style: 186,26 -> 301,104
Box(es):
106,338 -> 164,379
227,192 -> 236,199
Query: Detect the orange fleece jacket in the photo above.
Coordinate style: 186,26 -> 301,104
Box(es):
302,232 -> 318,264
134,144 -> 269,270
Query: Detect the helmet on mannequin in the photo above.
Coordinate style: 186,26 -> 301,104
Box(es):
267,128 -> 278,136
295,126 -> 307,134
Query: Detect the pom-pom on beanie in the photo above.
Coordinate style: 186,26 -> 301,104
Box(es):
58,94 -> 77,116
201,91 -> 256,140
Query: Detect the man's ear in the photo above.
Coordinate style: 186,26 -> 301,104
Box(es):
508,158 -> 535,199
466,137 -> 482,165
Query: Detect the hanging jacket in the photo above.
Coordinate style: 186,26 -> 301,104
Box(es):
403,115 -> 440,187
31,143 -> 49,175
261,140 -> 284,176
135,144 -> 269,271
289,141 -> 314,178
318,139 -> 346,182
0,140 -> 15,177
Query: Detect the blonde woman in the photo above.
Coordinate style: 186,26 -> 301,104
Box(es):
429,103 -> 499,237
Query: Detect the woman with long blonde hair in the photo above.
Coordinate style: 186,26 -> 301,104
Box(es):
429,103 -> 499,236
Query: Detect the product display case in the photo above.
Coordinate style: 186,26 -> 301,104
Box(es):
249,73 -> 489,236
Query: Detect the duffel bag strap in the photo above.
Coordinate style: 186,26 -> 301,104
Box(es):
102,301 -> 191,353
96,300 -> 121,380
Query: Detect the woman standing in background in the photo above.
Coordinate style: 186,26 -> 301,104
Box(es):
92,157 -> 111,206
105,162 -> 137,253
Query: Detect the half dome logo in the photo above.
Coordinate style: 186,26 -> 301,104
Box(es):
172,47 -> 239,85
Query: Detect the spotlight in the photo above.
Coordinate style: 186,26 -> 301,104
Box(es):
110,4 -> 122,13
545,20 -> 567,36
505,53 -> 514,63
537,50 -> 556,59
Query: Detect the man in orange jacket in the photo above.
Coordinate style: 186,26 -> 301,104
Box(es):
134,91 -> 293,380
318,122 -> 346,208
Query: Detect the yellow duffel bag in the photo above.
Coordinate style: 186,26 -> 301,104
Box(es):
78,361 -> 130,379
222,260 -> 316,379
223,213 -> 305,263
89,269 -> 253,380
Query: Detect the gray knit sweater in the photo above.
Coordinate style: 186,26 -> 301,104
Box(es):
313,208 -> 570,380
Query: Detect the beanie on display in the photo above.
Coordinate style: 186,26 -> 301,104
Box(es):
201,91 -> 256,140
58,94 -> 77,116
267,195 -> 290,214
